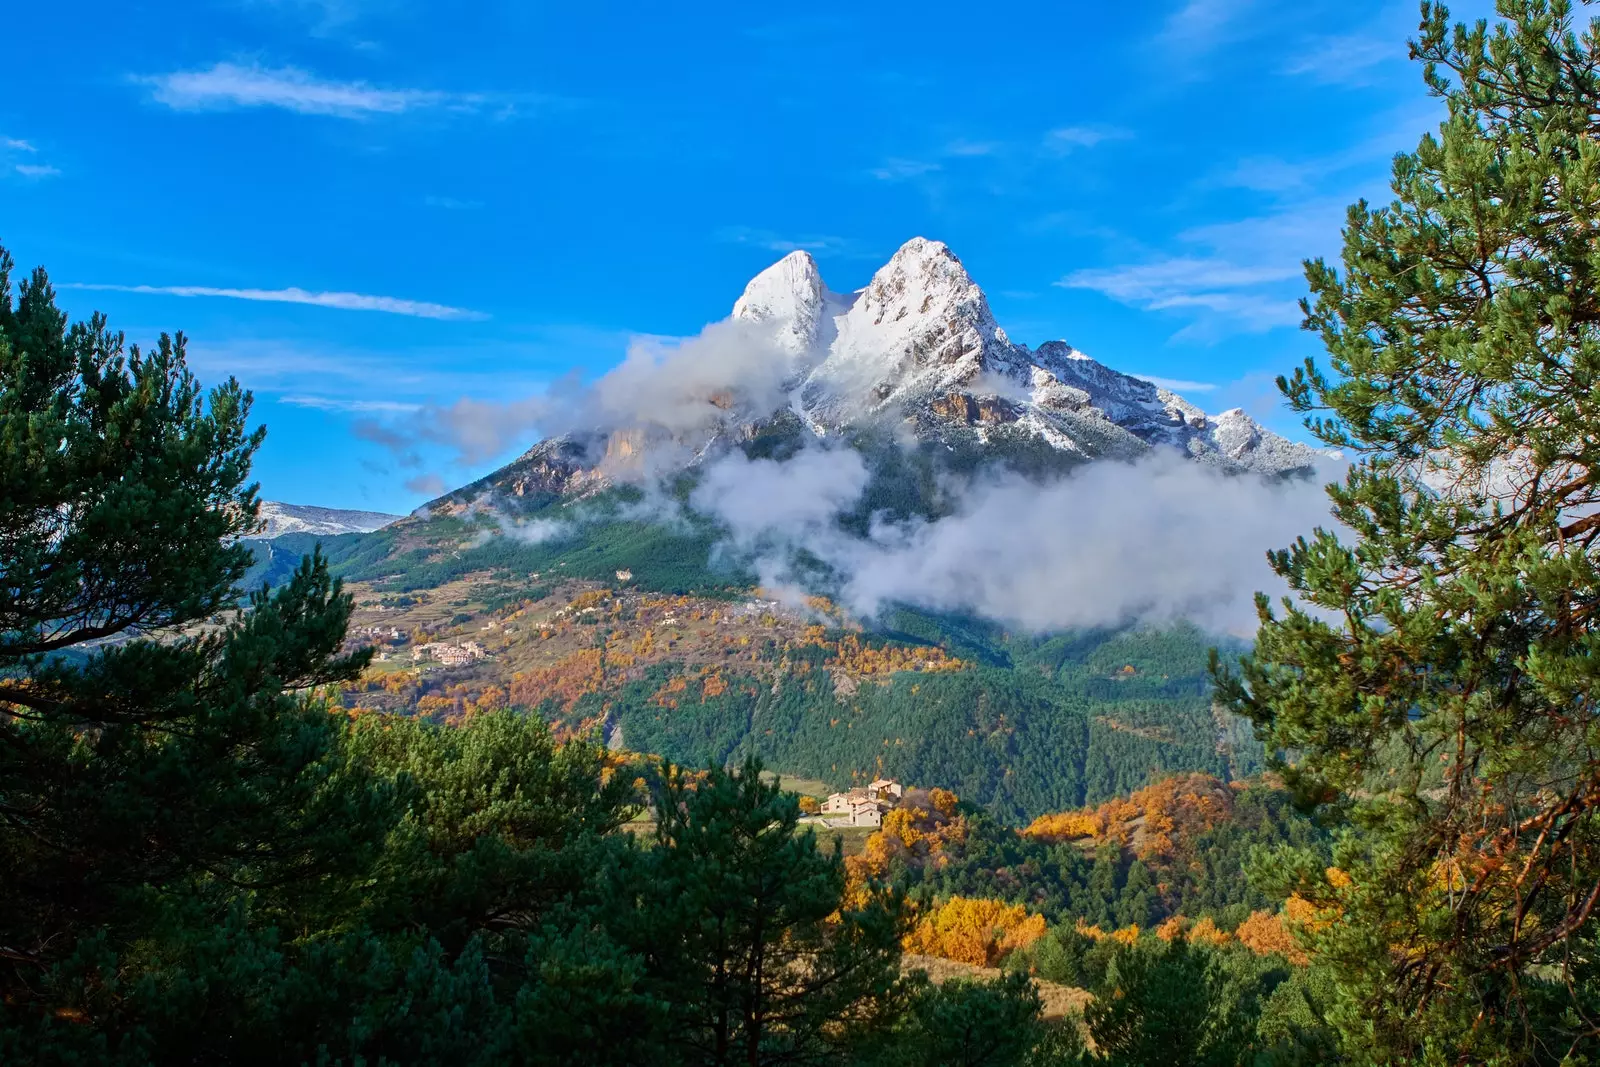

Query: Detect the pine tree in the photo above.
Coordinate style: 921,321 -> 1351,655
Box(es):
1212,2 -> 1600,1060
0,244 -> 383,1058
631,758 -> 904,1066
879,971 -> 1050,1067
1085,937 -> 1263,1067
1115,861 -> 1155,930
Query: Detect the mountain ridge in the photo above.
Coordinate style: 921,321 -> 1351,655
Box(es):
258,501 -> 402,539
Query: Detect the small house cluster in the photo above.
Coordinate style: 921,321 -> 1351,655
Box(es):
411,640 -> 488,667
818,778 -> 904,828
358,625 -> 408,643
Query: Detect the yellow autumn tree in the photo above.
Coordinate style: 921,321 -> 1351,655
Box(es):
903,896 -> 1046,967
1235,910 -> 1308,965
1188,916 -> 1232,948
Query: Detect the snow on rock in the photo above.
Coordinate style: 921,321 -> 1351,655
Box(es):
800,238 -> 1036,423
731,250 -> 853,356
723,237 -> 1330,476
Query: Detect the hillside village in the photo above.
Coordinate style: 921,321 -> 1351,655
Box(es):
807,777 -> 905,828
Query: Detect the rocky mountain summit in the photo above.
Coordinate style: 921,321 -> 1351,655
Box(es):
753,238 -> 1323,471
433,238 -> 1329,511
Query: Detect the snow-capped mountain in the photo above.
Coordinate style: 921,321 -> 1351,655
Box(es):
747,238 -> 1323,472
257,502 -> 401,539
432,238 -> 1329,509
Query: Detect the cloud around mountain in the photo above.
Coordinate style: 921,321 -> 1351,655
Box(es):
359,237 -> 1342,636
689,444 -> 1331,636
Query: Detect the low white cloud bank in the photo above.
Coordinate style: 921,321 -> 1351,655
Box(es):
369,318 -> 803,470
691,447 -> 871,546
689,447 -> 1335,636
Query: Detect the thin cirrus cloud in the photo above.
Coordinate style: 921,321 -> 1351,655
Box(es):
62,282 -> 488,321
1059,256 -> 1303,340
1059,199 -> 1349,341
1042,126 -> 1130,152
874,125 -> 1127,182
870,158 -> 942,182
1132,374 -> 1219,394
1283,34 -> 1396,84
281,394 -> 424,414
404,473 -> 447,496
1157,0 -> 1256,53
138,61 -> 488,118
716,226 -> 873,258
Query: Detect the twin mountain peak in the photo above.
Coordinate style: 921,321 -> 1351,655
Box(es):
443,237 -> 1328,510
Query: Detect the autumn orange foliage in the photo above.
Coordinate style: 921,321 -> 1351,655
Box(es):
1021,772 -> 1234,862
509,650 -> 603,712
904,896 -> 1047,967
1235,910 -> 1308,965
1154,916 -> 1188,941
1110,924 -> 1141,946
1188,916 -> 1232,948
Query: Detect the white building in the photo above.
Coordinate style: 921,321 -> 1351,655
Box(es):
821,779 -> 902,827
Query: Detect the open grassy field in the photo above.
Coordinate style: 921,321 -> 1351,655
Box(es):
760,770 -> 835,798
814,825 -> 876,857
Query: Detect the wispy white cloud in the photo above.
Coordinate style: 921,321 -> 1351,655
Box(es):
1042,126 -> 1131,152
1284,33 -> 1397,84
280,394 -> 423,413
2,136 -> 56,179
872,125 -> 1125,189
1061,260 -> 1303,339
62,282 -> 488,320
172,328 -> 636,444
944,139 -> 1002,157
1213,155 -> 1319,194
1158,0 -> 1256,53
716,226 -> 872,257
139,61 -> 489,118
404,473 -> 446,496
1132,374 -> 1218,393
424,195 -> 482,210
869,157 -> 942,182
1062,258 -> 1299,300
1059,200 -> 1349,341
250,0 -> 386,38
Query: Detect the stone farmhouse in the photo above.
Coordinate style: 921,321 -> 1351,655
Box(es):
819,778 -> 905,828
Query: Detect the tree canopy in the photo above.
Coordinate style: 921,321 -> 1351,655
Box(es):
1214,1 -> 1600,1061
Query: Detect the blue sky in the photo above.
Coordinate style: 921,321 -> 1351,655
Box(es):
4,0 -> 1489,514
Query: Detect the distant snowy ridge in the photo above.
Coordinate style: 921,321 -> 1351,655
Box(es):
257,502 -> 401,539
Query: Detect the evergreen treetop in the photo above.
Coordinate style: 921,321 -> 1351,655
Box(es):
1215,2 -> 1600,1060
